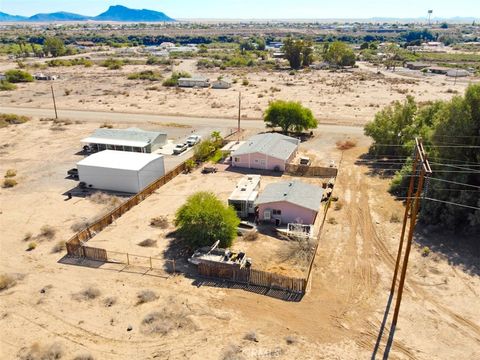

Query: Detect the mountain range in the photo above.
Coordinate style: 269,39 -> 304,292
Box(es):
0,5 -> 175,22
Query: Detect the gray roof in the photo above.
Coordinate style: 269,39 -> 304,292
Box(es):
88,127 -> 166,143
232,133 -> 299,160
256,180 -> 323,212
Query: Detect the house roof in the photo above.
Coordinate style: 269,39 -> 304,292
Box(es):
77,150 -> 163,171
256,180 -> 323,212
232,133 -> 299,161
81,127 -> 166,147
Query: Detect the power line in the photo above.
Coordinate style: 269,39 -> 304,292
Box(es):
396,197 -> 480,211
372,144 -> 480,149
429,177 -> 480,189
429,161 -> 480,173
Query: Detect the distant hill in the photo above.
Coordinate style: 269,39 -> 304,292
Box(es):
28,11 -> 90,22
0,5 -> 175,22
94,5 -> 174,22
0,11 -> 27,21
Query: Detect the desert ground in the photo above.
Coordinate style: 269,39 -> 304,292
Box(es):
1,55 -> 480,360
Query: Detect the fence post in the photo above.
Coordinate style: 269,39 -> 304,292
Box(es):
149,257 -> 152,270
172,260 -> 175,274
126,253 -> 129,265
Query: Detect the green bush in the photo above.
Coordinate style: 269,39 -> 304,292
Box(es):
0,113 -> 30,128
101,58 -> 124,70
0,80 -> 16,91
175,192 -> 240,248
146,56 -> 171,65
162,71 -> 191,87
5,69 -> 34,83
264,100 -> 318,133
127,70 -> 162,81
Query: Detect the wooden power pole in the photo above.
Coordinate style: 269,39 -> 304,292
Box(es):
390,138 -> 432,329
237,91 -> 241,142
51,84 -> 58,120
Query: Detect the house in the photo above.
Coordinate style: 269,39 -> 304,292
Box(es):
256,180 -> 324,225
211,79 -> 232,89
228,175 -> 261,218
231,133 -> 299,171
77,150 -> 165,193
178,76 -> 210,88
405,62 -> 430,70
81,127 -> 167,153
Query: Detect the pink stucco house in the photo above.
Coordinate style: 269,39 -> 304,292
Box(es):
231,133 -> 299,171
256,181 -> 324,226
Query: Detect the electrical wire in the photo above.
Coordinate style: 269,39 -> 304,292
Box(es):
429,177 -> 480,189
396,197 -> 480,211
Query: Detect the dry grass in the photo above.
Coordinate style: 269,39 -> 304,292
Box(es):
279,237 -> 316,266
136,290 -> 158,305
285,335 -> 298,345
0,274 -> 16,291
243,230 -> 259,241
70,219 -> 91,232
336,139 -> 357,150
327,217 -> 338,225
141,307 -> 194,335
73,286 -> 101,301
4,169 -> 17,178
150,216 -> 169,229
39,225 -> 56,240
88,192 -> 123,209
51,241 -> 66,253
137,238 -> 157,247
334,200 -> 343,211
73,353 -> 95,360
23,232 -> 33,241
2,178 -> 17,188
18,342 -> 64,360
103,296 -> 117,307
221,345 -> 245,360
390,213 -> 401,223
244,330 -> 259,342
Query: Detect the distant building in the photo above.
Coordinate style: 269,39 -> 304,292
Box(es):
34,73 -> 57,80
81,127 -> 167,153
228,175 -> 261,218
428,66 -> 450,75
256,180 -> 324,225
405,62 -> 430,70
178,76 -> 210,88
446,69 -> 470,77
211,79 -> 232,89
231,133 -> 299,171
77,150 -> 165,194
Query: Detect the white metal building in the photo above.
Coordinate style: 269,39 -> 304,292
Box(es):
178,76 -> 210,88
77,150 -> 165,193
228,175 -> 261,218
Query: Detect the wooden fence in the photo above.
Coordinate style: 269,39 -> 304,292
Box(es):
198,261 -> 307,294
285,164 -> 338,178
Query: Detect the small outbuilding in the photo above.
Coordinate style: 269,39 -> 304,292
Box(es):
34,73 -> 57,80
81,127 -> 167,153
211,79 -> 232,89
405,62 -> 430,70
178,76 -> 210,88
231,133 -> 299,171
228,175 -> 261,218
256,180 -> 323,225
77,150 -> 165,193
447,69 -> 469,78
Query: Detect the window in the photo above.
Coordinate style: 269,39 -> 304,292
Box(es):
234,157 -> 240,162
272,209 -> 282,215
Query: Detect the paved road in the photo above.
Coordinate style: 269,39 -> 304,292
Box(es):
2,106 -> 365,136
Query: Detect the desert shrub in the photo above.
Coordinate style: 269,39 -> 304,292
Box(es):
136,290 -> 158,305
243,231 -> 258,241
390,213 -> 401,223
336,139 -> 357,150
23,232 -> 33,241
327,217 -> 338,225
70,219 -> 91,232
141,308 -> 193,335
88,192 -> 122,208
244,330 -> 259,342
184,159 -> 196,173
101,58 -> 124,70
0,80 -> 16,91
4,169 -> 17,178
162,71 -> 191,87
74,286 -> 101,301
221,345 -> 245,360
422,246 -> 430,257
0,113 -> 30,127
64,88 -> 72,96
241,79 -> 249,86
146,56 -> 171,65
103,296 -> 117,307
51,241 -> 66,253
5,69 -> 34,83
3,178 -> 18,188
150,216 -> 169,229
27,242 -> 37,251
18,342 -> 64,360
285,335 -> 298,345
40,225 -> 56,239
128,70 -> 162,81
137,239 -> 157,247
99,122 -> 114,129
0,274 -> 16,291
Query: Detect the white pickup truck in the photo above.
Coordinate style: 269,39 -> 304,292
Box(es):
186,134 -> 202,147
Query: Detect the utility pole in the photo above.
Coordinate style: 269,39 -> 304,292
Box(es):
51,84 -> 58,120
237,91 -> 241,142
390,138 -> 432,329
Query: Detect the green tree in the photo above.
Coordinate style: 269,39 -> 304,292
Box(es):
174,192 -> 240,248
211,131 -> 223,146
324,41 -> 356,67
283,38 -> 313,69
5,70 -> 34,83
43,37 -> 66,57
264,100 -> 318,133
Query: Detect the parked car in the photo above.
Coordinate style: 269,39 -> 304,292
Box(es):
173,143 -> 188,155
186,134 -> 202,146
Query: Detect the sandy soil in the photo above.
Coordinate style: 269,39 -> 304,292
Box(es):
1,57 -> 475,127
1,65 -> 479,359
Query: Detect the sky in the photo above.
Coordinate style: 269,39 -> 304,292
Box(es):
0,0 -> 478,19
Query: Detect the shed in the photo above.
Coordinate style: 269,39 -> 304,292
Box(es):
81,127 -> 167,153
77,150 -> 165,193
405,62 -> 430,70
178,77 -> 210,88
212,79 -> 232,89
231,133 -> 299,171
256,180 -> 323,225
446,69 -> 469,77
228,175 -> 261,218
428,66 -> 449,75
